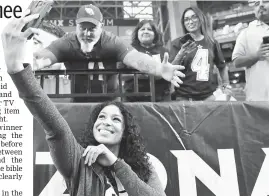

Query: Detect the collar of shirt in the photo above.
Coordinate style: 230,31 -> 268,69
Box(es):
250,20 -> 269,29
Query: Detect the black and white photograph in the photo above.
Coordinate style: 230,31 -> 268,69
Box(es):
1,0 -> 269,196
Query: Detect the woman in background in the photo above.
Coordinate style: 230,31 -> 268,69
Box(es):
124,20 -> 171,102
169,6 -> 231,101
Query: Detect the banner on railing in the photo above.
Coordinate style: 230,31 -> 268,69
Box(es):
33,102 -> 269,196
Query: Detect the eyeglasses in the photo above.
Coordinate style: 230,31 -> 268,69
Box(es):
183,15 -> 199,23
254,0 -> 269,6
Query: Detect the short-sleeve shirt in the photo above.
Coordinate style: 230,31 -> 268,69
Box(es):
46,30 -> 133,102
232,20 -> 269,101
169,37 -> 225,100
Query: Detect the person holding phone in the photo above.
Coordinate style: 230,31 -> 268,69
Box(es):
1,11 -> 166,196
123,20 -> 171,102
233,0 -> 269,101
169,6 -> 230,101
33,4 -> 184,103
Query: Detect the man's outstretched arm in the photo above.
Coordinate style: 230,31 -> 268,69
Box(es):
122,49 -> 185,87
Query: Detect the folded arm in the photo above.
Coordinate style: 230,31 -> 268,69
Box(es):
115,160 -> 166,196
233,55 -> 260,69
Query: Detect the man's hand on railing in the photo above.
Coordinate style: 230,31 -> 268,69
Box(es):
34,57 -> 53,71
161,52 -> 185,87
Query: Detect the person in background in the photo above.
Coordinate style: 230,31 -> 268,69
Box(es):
33,4 -> 184,103
25,21 -> 66,70
2,11 -> 166,196
25,21 -> 72,100
232,0 -> 269,101
169,6 -> 231,101
123,20 -> 171,102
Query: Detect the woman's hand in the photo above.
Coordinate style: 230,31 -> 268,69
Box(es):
82,144 -> 118,167
1,10 -> 40,73
178,40 -> 197,56
172,40 -> 197,65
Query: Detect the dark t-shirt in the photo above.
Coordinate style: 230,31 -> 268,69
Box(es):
46,30 -> 133,102
169,37 -> 225,100
124,44 -> 170,102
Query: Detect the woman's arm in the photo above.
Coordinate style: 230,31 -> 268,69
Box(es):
114,160 -> 166,196
2,14 -> 83,179
213,40 -> 230,85
9,65 -> 82,178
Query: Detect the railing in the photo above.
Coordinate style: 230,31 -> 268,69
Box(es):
34,69 -> 156,102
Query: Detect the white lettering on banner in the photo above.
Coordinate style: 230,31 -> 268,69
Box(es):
48,20 -> 64,27
39,171 -> 68,196
68,20 -> 74,27
171,149 -> 240,196
147,154 -> 167,190
106,19 -> 114,26
35,149 -> 269,196
36,152 -> 67,196
251,148 -> 269,196
57,20 -> 64,27
191,48 -> 210,81
35,152 -> 167,196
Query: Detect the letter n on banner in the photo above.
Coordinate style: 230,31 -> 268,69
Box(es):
251,148 -> 269,196
36,152 -> 68,196
171,149 -> 240,196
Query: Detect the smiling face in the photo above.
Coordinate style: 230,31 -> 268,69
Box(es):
138,23 -> 155,46
76,22 -> 103,53
254,0 -> 269,22
93,105 -> 125,147
183,9 -> 201,33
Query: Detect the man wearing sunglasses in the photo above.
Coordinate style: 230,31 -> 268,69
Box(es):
232,0 -> 269,101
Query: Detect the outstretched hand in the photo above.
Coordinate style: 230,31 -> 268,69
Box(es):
161,52 -> 185,87
1,10 -> 40,73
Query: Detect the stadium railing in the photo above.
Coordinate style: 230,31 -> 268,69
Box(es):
34,69 -> 156,102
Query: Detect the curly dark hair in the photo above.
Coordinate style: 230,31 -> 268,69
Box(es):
132,19 -> 163,47
79,101 -> 152,182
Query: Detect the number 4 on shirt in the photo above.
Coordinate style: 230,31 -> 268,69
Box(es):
191,49 -> 210,81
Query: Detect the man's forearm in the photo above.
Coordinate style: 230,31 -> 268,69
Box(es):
33,49 -> 58,70
124,51 -> 162,77
233,55 -> 259,69
33,57 -> 53,71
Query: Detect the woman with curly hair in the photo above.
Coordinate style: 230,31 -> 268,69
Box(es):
123,20 -> 171,102
81,101 -> 158,195
2,13 -> 165,195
